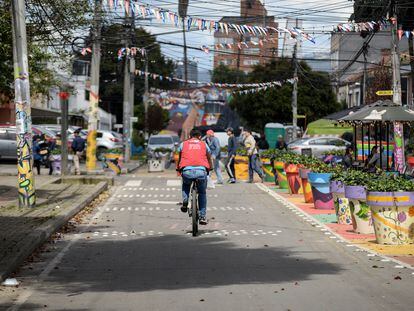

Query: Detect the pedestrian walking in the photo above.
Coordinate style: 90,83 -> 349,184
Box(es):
33,135 -> 42,175
71,129 -> 85,175
225,127 -> 237,184
206,130 -> 224,184
243,129 -> 265,183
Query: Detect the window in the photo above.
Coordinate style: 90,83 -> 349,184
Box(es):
96,132 -> 103,138
219,59 -> 232,66
0,130 -> 8,140
246,48 -> 260,55
243,59 -> 259,66
309,138 -> 329,145
329,139 -> 346,146
149,137 -> 173,145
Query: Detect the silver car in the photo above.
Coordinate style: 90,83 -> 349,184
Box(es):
288,137 -> 350,158
147,135 -> 175,160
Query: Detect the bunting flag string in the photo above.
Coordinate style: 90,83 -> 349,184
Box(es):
135,69 -> 293,89
333,17 -> 413,41
103,0 -> 316,43
117,47 -> 146,59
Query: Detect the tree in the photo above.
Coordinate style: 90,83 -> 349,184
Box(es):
365,62 -> 392,104
216,59 -> 340,132
80,24 -> 176,130
134,103 -> 169,134
212,65 -> 247,83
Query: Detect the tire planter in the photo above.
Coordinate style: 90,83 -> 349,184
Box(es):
367,192 -> 414,245
344,186 -> 373,234
330,181 -> 352,225
261,157 -> 275,183
307,172 -> 334,210
104,153 -> 123,175
299,168 -> 313,203
274,161 -> 288,189
284,164 -> 303,194
235,155 -> 249,181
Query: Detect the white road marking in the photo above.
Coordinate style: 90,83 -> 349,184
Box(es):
167,180 -> 181,186
125,180 -> 142,187
146,200 -> 178,205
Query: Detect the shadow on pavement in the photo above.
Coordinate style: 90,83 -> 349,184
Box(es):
40,234 -> 344,293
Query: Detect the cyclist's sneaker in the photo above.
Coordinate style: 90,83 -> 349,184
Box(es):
199,216 -> 208,225
181,201 -> 188,213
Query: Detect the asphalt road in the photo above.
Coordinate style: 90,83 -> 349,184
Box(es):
2,170 -> 414,311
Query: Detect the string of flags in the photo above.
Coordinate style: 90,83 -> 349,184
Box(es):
135,69 -> 294,89
334,17 -> 414,40
103,0 -> 316,43
117,47 -> 146,59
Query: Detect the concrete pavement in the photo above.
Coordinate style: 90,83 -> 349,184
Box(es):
1,169 -> 414,310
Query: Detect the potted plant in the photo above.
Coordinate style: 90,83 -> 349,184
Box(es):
282,152 -> 304,195
299,156 -> 321,203
367,175 -> 414,245
343,170 -> 373,234
50,149 -> 62,175
329,166 -> 352,225
235,148 -> 249,181
273,151 -> 289,189
307,162 -> 334,210
260,149 -> 277,183
322,149 -> 345,165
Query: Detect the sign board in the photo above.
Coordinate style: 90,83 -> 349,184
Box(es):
130,117 -> 138,123
301,148 -> 312,157
114,124 -> 123,129
295,114 -> 306,119
376,90 -> 393,96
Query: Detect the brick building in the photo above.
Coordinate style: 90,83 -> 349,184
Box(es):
213,0 -> 278,73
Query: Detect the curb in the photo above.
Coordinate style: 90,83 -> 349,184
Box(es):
256,183 -> 414,270
0,181 -> 108,283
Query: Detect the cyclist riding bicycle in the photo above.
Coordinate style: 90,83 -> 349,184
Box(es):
177,129 -> 213,225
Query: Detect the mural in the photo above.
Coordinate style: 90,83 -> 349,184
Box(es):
394,122 -> 405,173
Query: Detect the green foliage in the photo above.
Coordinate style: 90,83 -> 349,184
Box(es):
50,148 -> 61,155
236,148 -> 248,156
154,147 -> 172,153
218,59 -> 341,132
106,148 -> 123,154
367,174 -> 414,192
212,65 -> 247,83
322,149 -> 345,156
342,170 -> 371,187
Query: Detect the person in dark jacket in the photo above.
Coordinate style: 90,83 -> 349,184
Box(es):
257,134 -> 269,151
225,127 -> 237,183
33,135 -> 42,175
342,146 -> 354,169
71,130 -> 85,175
206,130 -> 223,184
275,135 -> 287,150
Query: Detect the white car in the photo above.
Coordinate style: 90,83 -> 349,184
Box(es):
288,137 -> 350,158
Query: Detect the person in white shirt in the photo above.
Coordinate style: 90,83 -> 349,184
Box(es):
243,129 -> 265,183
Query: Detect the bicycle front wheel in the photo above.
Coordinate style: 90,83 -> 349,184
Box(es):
191,187 -> 198,236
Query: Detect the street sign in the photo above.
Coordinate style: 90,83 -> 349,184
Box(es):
130,117 -> 138,123
295,114 -> 306,119
376,90 -> 393,96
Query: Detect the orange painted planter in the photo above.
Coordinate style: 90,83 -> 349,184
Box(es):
235,155 -> 249,181
284,163 -> 303,195
299,168 -> 313,203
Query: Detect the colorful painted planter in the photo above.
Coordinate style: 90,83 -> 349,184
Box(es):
284,164 -> 303,195
235,155 -> 249,181
103,153 -> 123,175
50,155 -> 62,175
274,161 -> 288,189
330,181 -> 352,225
344,185 -> 373,234
299,168 -> 313,203
307,172 -> 334,210
261,157 -> 275,183
367,191 -> 414,245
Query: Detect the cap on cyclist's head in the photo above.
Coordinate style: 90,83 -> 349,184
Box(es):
190,129 -> 202,138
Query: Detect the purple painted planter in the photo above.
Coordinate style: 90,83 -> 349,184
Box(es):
299,168 -> 310,179
330,180 -> 345,194
344,185 -> 367,201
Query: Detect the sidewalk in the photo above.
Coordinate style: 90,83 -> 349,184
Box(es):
262,183 -> 414,268
0,175 -> 111,282
0,160 -> 142,176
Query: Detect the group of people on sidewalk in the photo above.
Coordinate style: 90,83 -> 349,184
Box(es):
32,129 -> 85,175
204,128 -> 287,184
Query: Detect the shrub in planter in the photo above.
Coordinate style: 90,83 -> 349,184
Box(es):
330,166 -> 352,225
306,162 -> 334,210
283,153 -> 303,194
299,156 -> 322,203
322,149 -> 345,165
367,175 -> 414,245
343,170 -> 374,234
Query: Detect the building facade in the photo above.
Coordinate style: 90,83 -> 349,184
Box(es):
213,0 -> 278,73
175,60 -> 198,82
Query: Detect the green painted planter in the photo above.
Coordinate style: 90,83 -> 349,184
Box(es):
261,157 -> 275,183
274,161 -> 288,189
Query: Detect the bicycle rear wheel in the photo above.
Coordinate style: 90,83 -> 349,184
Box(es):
191,186 -> 198,236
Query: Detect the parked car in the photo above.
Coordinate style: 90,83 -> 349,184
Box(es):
95,130 -> 123,156
287,137 -> 351,158
147,134 -> 175,160
0,126 -> 17,160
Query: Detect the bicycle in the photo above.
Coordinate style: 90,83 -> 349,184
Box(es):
189,180 -> 199,236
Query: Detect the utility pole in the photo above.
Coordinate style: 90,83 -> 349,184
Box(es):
390,0 -> 405,172
11,0 -> 36,208
60,91 -> 69,175
362,43 -> 368,106
291,19 -> 299,140
123,42 -> 131,162
86,0 -> 102,173
143,55 -> 149,140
